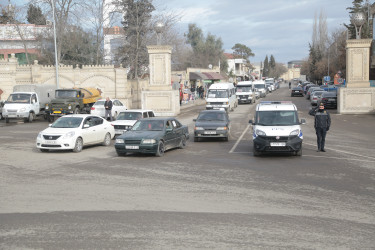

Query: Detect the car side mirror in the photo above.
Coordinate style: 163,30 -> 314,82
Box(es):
249,119 -> 254,124
300,119 -> 306,125
49,124 -> 52,127
83,124 -> 90,128
193,119 -> 197,122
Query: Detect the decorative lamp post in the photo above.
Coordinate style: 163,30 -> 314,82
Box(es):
351,12 -> 366,39
154,21 -> 164,45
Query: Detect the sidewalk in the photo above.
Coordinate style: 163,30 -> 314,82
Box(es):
180,98 -> 205,110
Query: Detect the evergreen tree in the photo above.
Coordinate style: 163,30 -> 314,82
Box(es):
263,55 -> 269,77
27,4 -> 46,25
117,0 -> 155,79
269,55 -> 276,69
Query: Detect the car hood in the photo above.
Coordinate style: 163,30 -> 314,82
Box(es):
195,120 -> 228,128
41,127 -> 79,135
118,130 -> 164,140
112,120 -> 137,126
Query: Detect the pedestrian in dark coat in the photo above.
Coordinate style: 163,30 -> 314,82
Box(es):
309,103 -> 331,152
104,97 -> 113,121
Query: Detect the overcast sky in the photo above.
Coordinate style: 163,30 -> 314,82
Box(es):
154,0 -> 356,64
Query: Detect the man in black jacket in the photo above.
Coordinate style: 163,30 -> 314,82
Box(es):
309,103 -> 331,152
104,97 -> 113,121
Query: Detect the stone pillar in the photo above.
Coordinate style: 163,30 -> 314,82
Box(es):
142,45 -> 180,116
338,39 -> 375,114
346,39 -> 372,88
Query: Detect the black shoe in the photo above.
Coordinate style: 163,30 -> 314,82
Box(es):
321,149 -> 326,152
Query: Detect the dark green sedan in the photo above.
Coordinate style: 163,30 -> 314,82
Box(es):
114,117 -> 189,157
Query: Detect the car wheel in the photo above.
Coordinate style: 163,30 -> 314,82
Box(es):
5,118 -> 9,123
179,135 -> 187,149
295,148 -> 302,156
102,133 -> 111,146
48,115 -> 54,122
253,146 -> 261,157
224,136 -> 229,142
194,137 -> 199,142
155,141 -> 165,157
28,112 -> 34,123
73,137 -> 83,153
40,149 -> 49,152
116,150 -> 127,156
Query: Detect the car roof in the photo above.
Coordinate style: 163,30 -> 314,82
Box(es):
199,109 -> 226,114
322,92 -> 337,96
139,117 -> 176,121
257,101 -> 297,111
292,87 -> 302,89
61,114 -> 101,118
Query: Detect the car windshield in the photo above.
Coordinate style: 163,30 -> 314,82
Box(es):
254,84 -> 265,89
6,94 -> 31,103
55,90 -> 79,98
51,117 -> 83,128
117,112 -> 142,120
256,111 -> 298,126
197,112 -> 226,121
132,120 -> 164,131
236,86 -> 252,92
94,101 -> 105,106
207,89 -> 228,98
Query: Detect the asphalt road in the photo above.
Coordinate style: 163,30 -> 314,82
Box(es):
1,82 -> 374,249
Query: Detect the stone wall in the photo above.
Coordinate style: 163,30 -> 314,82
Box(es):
0,54 -> 137,109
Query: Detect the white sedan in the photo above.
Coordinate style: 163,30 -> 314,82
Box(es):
90,99 -> 127,120
36,114 -> 115,152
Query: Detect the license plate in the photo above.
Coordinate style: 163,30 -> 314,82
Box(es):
241,98 -> 247,100
213,105 -> 221,108
126,145 -> 139,149
53,111 -> 61,114
115,129 -> 125,134
44,140 -> 56,144
328,99 -> 335,101
204,131 -> 216,134
294,91 -> 299,92
270,142 -> 286,147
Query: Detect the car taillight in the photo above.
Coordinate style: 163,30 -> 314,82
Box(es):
321,98 -> 327,101
91,107 -> 95,110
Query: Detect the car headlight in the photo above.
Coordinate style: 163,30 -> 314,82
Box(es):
45,105 -> 49,110
68,105 -> 72,110
290,129 -> 299,136
255,129 -> 266,136
194,127 -> 204,130
62,131 -> 75,139
216,127 -> 227,130
225,102 -> 229,105
142,139 -> 156,144
37,132 -> 42,139
19,107 -> 26,112
115,138 -> 124,144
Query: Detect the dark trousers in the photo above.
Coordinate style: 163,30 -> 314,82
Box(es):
316,127 -> 327,150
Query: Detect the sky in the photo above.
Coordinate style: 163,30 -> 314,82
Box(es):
154,0 -> 356,64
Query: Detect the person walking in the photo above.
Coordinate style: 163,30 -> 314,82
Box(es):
309,103 -> 331,152
289,81 -> 291,89
104,97 -> 113,121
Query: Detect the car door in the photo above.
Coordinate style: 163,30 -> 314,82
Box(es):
171,119 -> 184,148
81,117 -> 98,145
164,120 -> 177,149
92,116 -> 107,142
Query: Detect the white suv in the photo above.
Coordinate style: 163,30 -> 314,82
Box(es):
249,101 -> 305,156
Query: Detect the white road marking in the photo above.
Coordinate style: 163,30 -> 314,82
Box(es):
229,124 -> 250,153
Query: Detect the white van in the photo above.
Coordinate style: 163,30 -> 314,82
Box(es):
236,81 -> 255,104
252,80 -> 267,98
249,101 -> 306,156
206,83 -> 237,112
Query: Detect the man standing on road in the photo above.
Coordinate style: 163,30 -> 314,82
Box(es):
309,103 -> 331,152
104,97 -> 113,121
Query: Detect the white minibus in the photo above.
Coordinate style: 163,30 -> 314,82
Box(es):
206,82 -> 237,112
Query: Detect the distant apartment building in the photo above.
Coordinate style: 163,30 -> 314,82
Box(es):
224,53 -> 251,82
103,0 -> 125,64
280,60 -> 303,81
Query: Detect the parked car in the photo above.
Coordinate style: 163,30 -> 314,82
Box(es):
36,114 -> 115,152
291,87 -> 304,97
304,83 -> 318,95
114,117 -> 189,157
112,109 -> 155,136
310,91 -> 325,106
318,92 -> 337,109
306,87 -> 322,100
90,99 -> 127,120
193,110 -> 230,142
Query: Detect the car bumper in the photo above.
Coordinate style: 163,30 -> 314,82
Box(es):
237,98 -> 253,103
115,143 -> 158,154
3,111 -> 29,118
253,136 -> 302,153
36,137 -> 75,150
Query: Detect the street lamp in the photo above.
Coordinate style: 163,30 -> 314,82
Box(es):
351,12 -> 366,39
154,21 -> 164,45
52,0 -> 59,88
